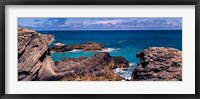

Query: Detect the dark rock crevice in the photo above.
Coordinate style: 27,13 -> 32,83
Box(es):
39,51 -> 47,62
18,49 -> 25,59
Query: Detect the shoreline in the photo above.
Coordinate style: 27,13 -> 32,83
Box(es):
18,27 -> 182,81
49,43 -> 137,80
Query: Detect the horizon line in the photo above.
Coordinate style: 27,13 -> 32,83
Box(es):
35,29 -> 182,31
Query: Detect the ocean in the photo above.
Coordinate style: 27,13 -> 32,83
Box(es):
39,30 -> 182,77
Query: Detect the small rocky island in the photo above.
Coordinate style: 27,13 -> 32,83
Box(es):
50,42 -> 104,52
18,27 -> 182,81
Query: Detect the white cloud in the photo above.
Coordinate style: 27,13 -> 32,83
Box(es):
94,20 -> 124,25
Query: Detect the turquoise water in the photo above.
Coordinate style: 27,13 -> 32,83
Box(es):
39,30 -> 182,65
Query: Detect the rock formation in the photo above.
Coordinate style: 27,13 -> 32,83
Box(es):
50,42 -> 104,52
133,47 -> 182,81
18,27 -> 61,81
55,52 -> 129,81
18,27 -> 128,81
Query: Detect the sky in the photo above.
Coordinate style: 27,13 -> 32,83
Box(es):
18,18 -> 182,30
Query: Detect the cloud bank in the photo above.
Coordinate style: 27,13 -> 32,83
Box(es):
18,18 -> 182,30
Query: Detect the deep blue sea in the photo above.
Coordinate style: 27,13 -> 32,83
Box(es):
39,30 -> 182,67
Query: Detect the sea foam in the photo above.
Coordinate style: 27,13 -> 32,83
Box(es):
69,49 -> 83,52
96,48 -> 120,52
112,62 -> 137,80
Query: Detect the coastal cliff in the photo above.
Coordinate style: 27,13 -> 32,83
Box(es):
18,27 -> 60,81
133,47 -> 182,81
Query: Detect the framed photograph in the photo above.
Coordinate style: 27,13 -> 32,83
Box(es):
0,0 -> 199,98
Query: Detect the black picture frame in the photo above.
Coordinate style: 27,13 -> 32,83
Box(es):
0,0 -> 199,99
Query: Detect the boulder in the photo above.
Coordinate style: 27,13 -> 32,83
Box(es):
133,47 -> 182,81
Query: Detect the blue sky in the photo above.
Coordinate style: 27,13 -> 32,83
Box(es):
18,18 -> 182,30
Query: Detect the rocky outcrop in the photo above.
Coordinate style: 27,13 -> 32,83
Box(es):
55,52 -> 129,81
18,27 -> 61,81
50,42 -> 104,52
133,47 -> 182,81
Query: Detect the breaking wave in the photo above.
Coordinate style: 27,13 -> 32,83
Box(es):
96,48 -> 120,52
112,62 -> 137,80
69,49 -> 83,52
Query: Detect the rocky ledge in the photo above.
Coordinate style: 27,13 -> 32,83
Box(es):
18,27 -> 128,81
55,52 -> 129,81
50,42 -> 104,52
133,47 -> 182,81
